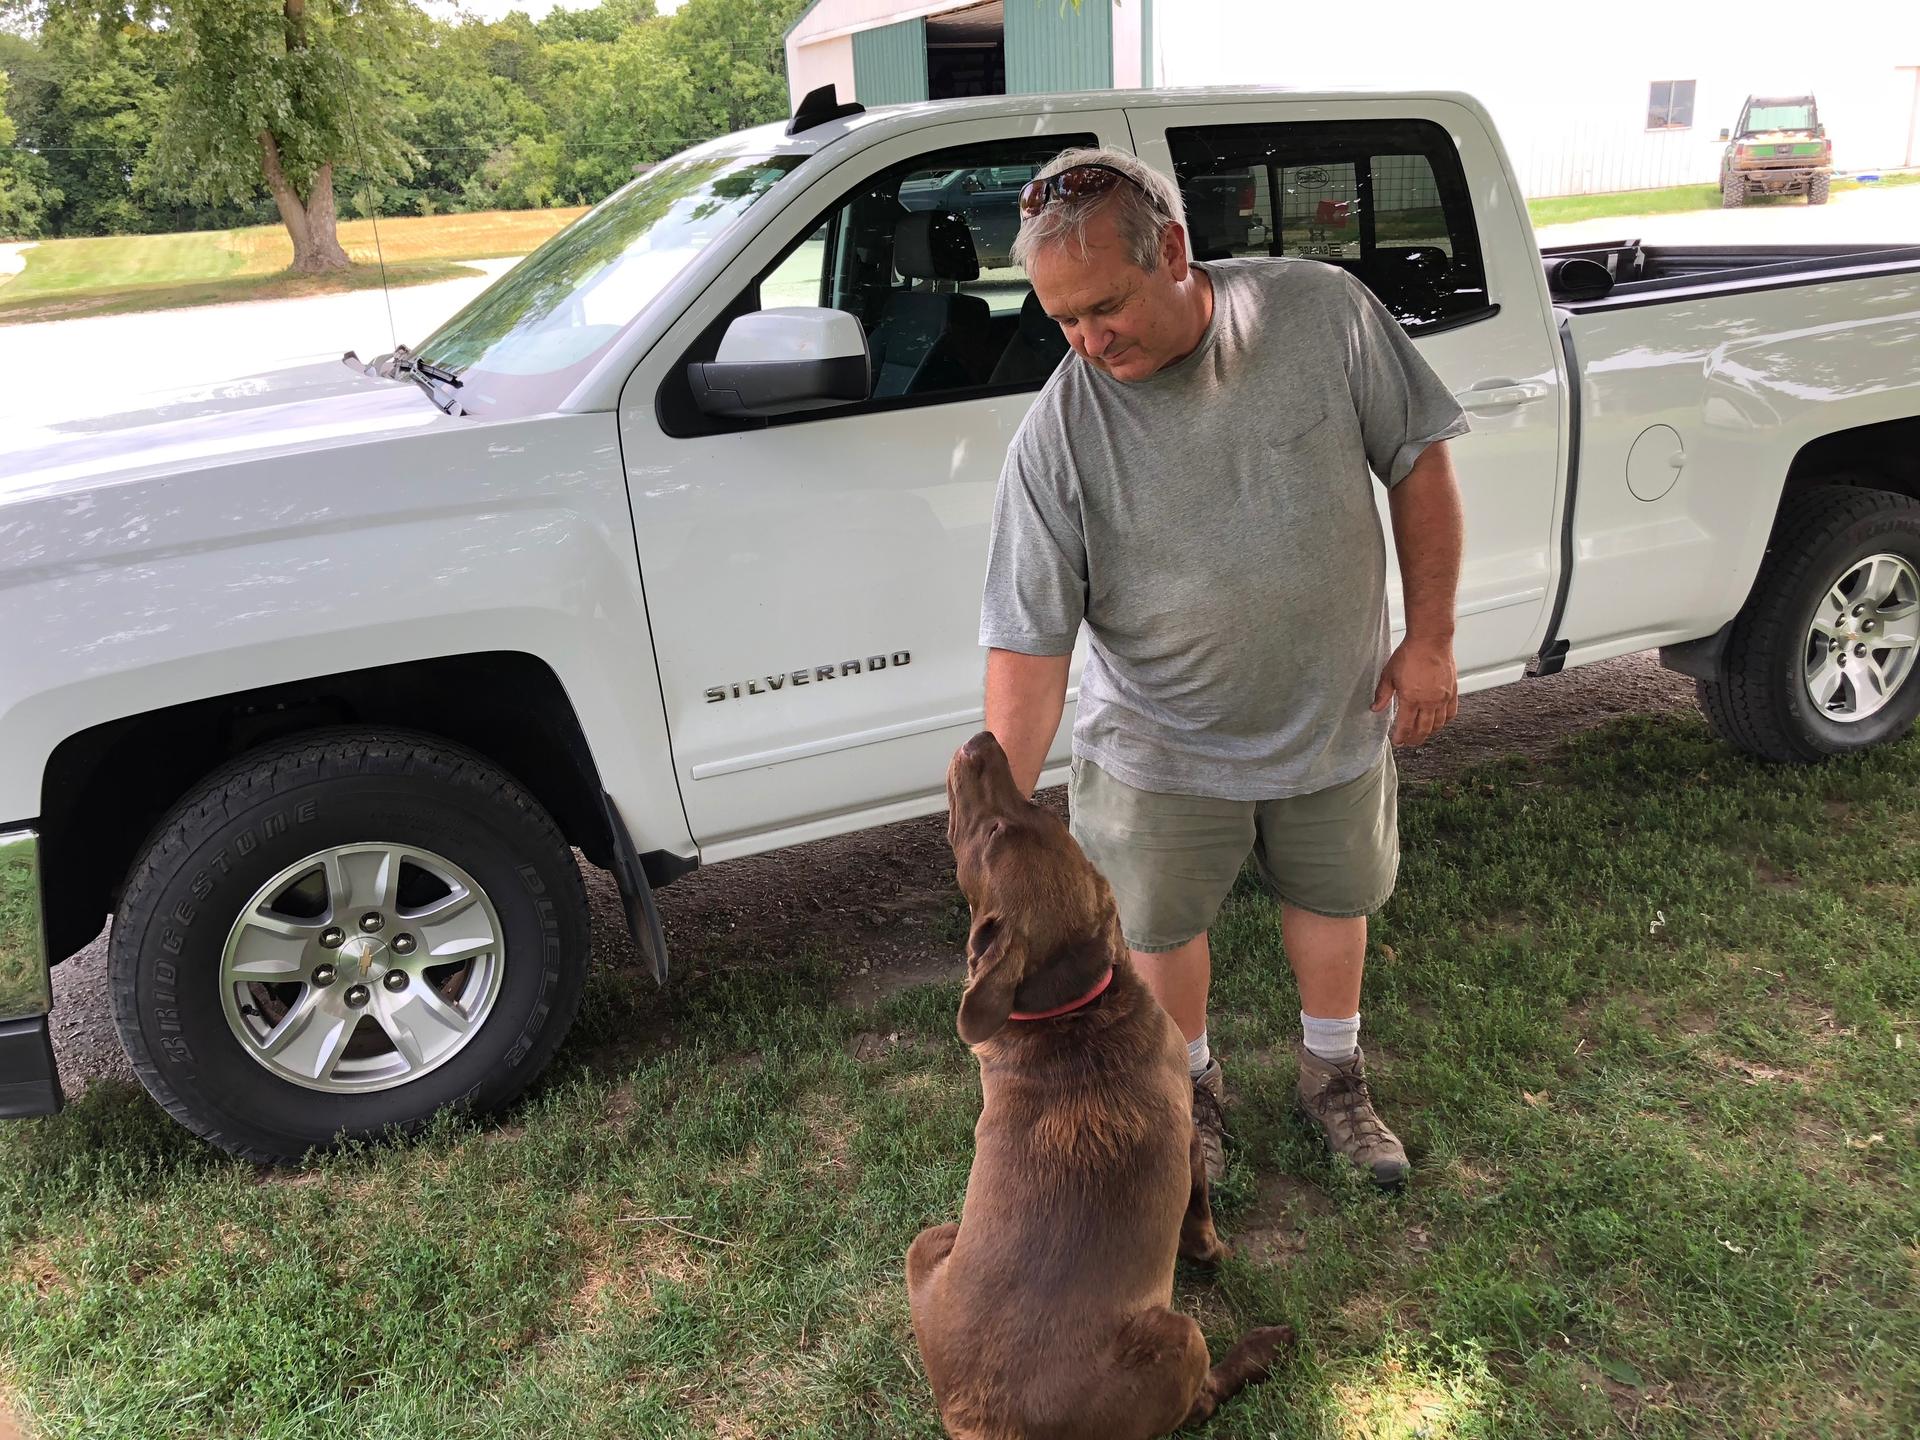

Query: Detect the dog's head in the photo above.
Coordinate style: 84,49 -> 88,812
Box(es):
946,731 -> 1120,1046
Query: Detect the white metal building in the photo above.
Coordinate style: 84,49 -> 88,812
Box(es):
785,0 -> 1920,196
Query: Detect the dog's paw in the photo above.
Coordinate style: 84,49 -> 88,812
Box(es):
1179,1234 -> 1230,1268
1231,1324 -> 1298,1383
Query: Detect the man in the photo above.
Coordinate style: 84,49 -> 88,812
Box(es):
979,148 -> 1467,1188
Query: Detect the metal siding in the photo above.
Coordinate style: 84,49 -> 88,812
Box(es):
1006,0 -> 1112,95
852,18 -> 929,105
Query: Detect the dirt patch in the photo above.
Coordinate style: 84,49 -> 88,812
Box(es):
567,1200 -> 711,1335
836,954 -> 961,1011
1231,1173 -> 1333,1269
848,1028 -> 941,1063
2,1248 -> 69,1298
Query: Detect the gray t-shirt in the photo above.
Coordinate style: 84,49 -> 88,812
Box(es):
980,257 -> 1468,801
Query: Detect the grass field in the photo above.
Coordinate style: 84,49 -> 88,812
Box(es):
2,712 -> 1916,1439
1527,171 -> 1920,228
0,207 -> 586,325
0,848 -> 41,1022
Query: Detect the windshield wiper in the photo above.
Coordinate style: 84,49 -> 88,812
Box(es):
377,345 -> 465,416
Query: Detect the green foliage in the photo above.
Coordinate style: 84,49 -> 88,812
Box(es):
140,0 -> 416,210
0,68 -> 58,235
1,0 -> 814,241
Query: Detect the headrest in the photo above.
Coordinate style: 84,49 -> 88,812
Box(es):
894,210 -> 981,283
1018,286 -> 1057,342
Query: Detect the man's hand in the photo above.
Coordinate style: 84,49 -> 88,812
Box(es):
1371,635 -> 1458,746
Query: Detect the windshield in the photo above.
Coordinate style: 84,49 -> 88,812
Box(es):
415,151 -> 804,411
1745,103 -> 1815,132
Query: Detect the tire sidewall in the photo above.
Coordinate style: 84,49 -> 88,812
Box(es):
115,769 -> 583,1157
1771,509 -> 1920,757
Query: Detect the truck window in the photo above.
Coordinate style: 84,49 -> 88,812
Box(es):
1166,119 -> 1492,335
662,133 -> 1098,435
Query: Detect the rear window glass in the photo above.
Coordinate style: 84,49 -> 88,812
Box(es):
1168,119 -> 1491,333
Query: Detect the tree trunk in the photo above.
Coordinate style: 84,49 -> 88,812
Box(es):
302,165 -> 352,271
258,130 -> 351,274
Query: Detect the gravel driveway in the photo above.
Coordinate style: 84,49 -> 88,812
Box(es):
47,652 -> 1699,1097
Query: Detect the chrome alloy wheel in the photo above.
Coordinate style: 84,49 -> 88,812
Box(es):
1804,552 -> 1920,723
218,844 -> 506,1093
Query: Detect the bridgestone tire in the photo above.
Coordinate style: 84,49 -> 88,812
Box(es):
1721,170 -> 1746,208
110,729 -> 590,1164
1696,486 -> 1920,763
1809,174 -> 1830,205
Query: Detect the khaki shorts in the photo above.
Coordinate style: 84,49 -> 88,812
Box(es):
1067,749 -> 1400,952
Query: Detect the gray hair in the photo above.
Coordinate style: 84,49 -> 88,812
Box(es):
1010,147 -> 1188,273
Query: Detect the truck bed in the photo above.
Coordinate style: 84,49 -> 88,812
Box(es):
1541,241 -> 1920,310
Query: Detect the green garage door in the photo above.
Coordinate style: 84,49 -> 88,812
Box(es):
852,18 -> 929,105
1006,0 -> 1112,94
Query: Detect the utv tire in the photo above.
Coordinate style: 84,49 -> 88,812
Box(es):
1721,170 -> 1746,208
1697,486 -> 1920,763
111,729 -> 591,1164
1808,174 -> 1830,205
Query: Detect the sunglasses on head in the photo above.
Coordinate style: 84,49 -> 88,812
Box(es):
1017,162 -> 1146,218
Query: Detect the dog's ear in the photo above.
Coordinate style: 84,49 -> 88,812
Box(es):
957,914 -> 1022,1046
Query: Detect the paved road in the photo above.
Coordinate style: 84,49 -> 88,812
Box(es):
0,257 -> 519,429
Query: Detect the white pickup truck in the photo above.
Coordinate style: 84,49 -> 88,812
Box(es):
4,86 -> 1918,1161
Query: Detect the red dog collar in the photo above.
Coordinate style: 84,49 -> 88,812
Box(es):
1007,966 -> 1114,1022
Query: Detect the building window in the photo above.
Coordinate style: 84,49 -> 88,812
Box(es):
1647,80 -> 1696,131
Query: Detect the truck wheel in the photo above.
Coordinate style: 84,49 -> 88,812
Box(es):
1808,174 -> 1830,205
1697,486 -> 1920,763
110,729 -> 590,1164
1721,170 -> 1746,208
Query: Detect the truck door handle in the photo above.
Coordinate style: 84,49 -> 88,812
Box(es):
1455,380 -> 1548,413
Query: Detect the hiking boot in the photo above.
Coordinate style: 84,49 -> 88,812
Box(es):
1192,1057 -> 1227,1185
1295,1044 -> 1409,1188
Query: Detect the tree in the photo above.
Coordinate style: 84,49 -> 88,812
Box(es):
140,0 -> 416,272
661,0 -> 809,139
397,16 -> 550,214
541,24 -> 695,203
0,69 -> 57,236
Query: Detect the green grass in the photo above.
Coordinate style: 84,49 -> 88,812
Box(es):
1529,185 -> 1724,228
0,847 -> 41,1014
1529,171 -> 1920,228
0,207 -> 586,325
3,713 -> 1918,1438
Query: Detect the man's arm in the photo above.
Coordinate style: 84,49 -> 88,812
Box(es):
984,648 -> 1072,797
1372,440 -> 1464,746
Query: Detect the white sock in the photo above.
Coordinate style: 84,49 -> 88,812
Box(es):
1187,1029 -> 1212,1078
1301,1011 -> 1360,1062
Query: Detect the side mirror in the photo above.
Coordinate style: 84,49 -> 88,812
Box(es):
1718,128 -> 1731,141
688,307 -> 870,418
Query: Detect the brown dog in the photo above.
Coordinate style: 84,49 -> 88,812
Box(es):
908,731 -> 1292,1438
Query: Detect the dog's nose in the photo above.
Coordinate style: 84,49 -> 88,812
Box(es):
958,731 -> 1002,767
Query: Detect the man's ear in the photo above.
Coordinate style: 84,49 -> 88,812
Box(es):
1162,219 -> 1190,281
957,914 -> 1022,1046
